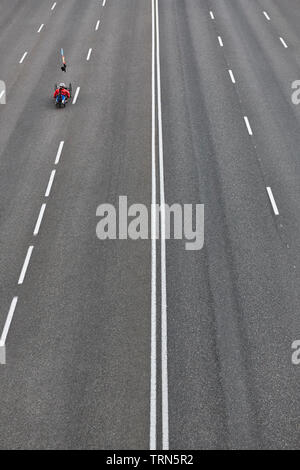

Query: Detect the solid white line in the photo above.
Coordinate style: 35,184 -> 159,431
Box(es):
228,69 -> 236,84
279,37 -> 288,48
55,141 -> 64,164
263,11 -> 270,21
150,0 -> 157,451
156,0 -> 169,451
244,116 -> 253,136
45,169 -> 56,197
266,187 -> 279,215
86,48 -> 92,61
0,297 -> 18,347
72,86 -> 81,104
33,204 -> 46,236
18,246 -> 34,285
95,20 -> 100,31
102,0 -> 107,6
37,24 -> 44,33
210,11 -> 215,20
19,52 -> 28,64
218,36 -> 224,47
51,2 -> 56,10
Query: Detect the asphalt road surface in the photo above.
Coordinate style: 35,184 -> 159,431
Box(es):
0,0 -> 299,450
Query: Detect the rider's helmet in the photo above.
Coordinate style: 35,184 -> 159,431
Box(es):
59,82 -> 66,89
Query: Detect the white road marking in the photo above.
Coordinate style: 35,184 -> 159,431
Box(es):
266,187 -> 279,215
156,0 -> 169,451
86,48 -> 93,61
33,204 -> 46,236
218,36 -> 224,47
55,141 -> 64,164
95,20 -> 100,31
72,86 -> 81,104
280,37 -> 288,48
51,2 -> 56,10
19,52 -> 28,64
0,90 -> 5,100
102,0 -> 107,6
244,116 -> 253,136
37,24 -> 44,33
18,246 -> 34,285
150,0 -> 157,451
0,297 -> 18,364
45,169 -> 56,197
210,11 -> 215,20
263,11 -> 270,21
228,69 -> 236,84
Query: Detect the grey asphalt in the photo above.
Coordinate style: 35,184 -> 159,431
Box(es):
0,0 -> 299,450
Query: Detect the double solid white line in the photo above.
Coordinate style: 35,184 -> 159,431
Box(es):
150,0 -> 169,451
150,0 -> 157,451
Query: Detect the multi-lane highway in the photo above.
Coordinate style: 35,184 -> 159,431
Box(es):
0,0 -> 299,450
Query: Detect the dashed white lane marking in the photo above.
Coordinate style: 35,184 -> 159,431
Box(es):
102,0 -> 107,6
55,141 -> 64,164
263,11 -> 270,21
280,37 -> 288,48
51,2 -> 56,10
33,204 -> 46,236
266,187 -> 279,215
37,24 -> 44,33
0,297 -> 18,359
95,20 -> 100,31
156,0 -> 169,451
86,48 -> 93,61
18,246 -> 34,285
210,11 -> 215,20
150,0 -> 157,451
72,86 -> 81,104
19,52 -> 28,64
218,36 -> 224,47
45,169 -> 56,197
244,116 -> 253,136
228,69 -> 236,84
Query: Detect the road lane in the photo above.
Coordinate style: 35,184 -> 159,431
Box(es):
0,0 -> 152,449
159,0 -> 299,449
